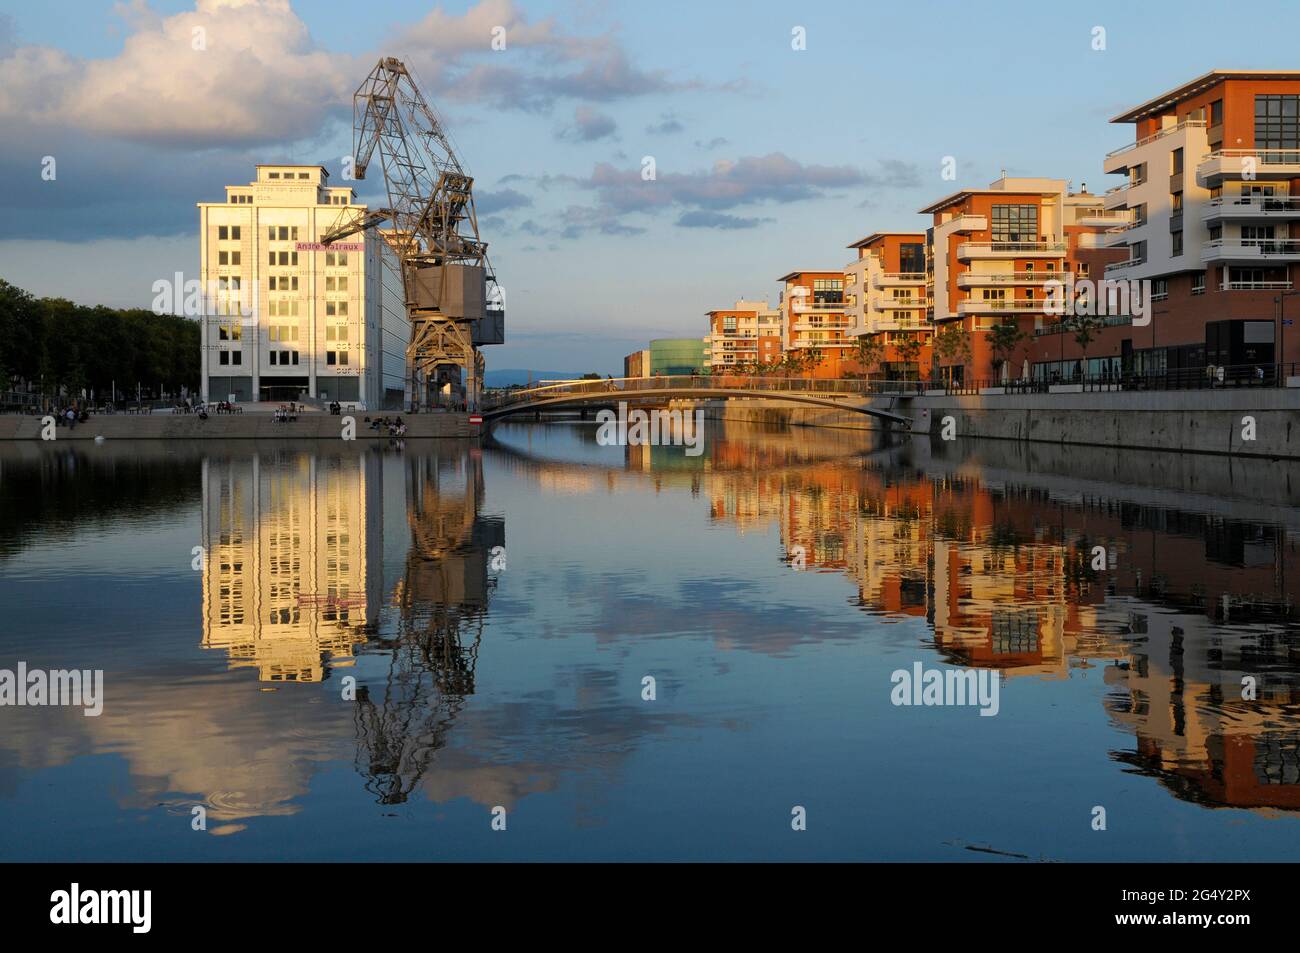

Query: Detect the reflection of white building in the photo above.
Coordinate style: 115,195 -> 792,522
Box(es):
200,453 -> 382,682
197,164 -> 409,408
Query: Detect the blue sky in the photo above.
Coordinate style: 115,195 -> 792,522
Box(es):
2,0 -> 1299,372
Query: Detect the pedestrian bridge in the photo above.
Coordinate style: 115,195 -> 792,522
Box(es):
479,375 -> 913,427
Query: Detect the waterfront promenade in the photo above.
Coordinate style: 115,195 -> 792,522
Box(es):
0,410 -> 475,440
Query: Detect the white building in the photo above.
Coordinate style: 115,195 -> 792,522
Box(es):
198,164 -> 409,408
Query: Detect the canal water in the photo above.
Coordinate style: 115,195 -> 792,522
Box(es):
1,422 -> 1298,860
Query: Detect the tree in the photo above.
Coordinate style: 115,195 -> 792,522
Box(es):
1069,313 -> 1103,380
989,319 -> 1027,377
933,323 -> 972,366
853,334 -> 884,376
895,336 -> 922,381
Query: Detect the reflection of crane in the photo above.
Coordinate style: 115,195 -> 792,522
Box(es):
321,56 -> 503,411
352,452 -> 503,804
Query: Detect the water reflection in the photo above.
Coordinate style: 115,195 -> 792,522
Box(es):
1,423 -> 1299,859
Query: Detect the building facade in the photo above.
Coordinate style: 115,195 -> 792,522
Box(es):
705,300 -> 783,372
649,338 -> 707,376
1100,70 -> 1300,380
922,177 -> 1127,385
198,164 -> 410,408
844,232 -> 932,379
778,271 -> 853,377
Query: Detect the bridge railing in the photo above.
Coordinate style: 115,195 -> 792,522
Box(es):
481,375 -> 927,409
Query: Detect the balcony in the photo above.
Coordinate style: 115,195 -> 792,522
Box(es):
1221,280 -> 1293,291
1073,208 -> 1133,228
1102,181 -> 1136,209
956,241 -> 1067,261
872,296 -> 929,310
1103,118 -> 1207,172
1201,238 -> 1300,263
955,299 -> 1050,315
957,271 -> 1071,289
790,298 -> 845,313
1104,257 -> 1144,275
944,213 -> 987,233
872,271 -> 927,289
1197,149 -> 1300,187
792,320 -> 852,332
1203,195 -> 1300,221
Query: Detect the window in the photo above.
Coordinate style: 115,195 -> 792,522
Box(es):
219,251 -> 229,265
219,351 -> 229,366
232,226 -> 240,240
298,172 -> 309,179
1152,278 -> 1168,300
268,172 -> 280,179
1171,231 -> 1183,257
232,351 -> 241,366
218,226 -> 228,240
1209,225 -> 1222,242
1192,272 -> 1206,295
1210,99 -> 1223,127
1131,240 -> 1147,264
1171,148 -> 1183,175
326,325 -> 349,341
1171,192 -> 1183,212
1255,95 -> 1300,159
326,351 -> 336,366
1077,262 -> 1089,277
991,204 -> 1039,243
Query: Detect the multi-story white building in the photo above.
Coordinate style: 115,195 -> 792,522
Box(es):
1101,71 -> 1300,376
705,299 -> 783,371
197,164 -> 410,408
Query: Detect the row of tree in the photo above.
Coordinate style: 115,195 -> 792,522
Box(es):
0,280 -> 201,400
719,316 -> 1109,381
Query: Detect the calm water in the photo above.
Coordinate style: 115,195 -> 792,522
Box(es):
1,422 -> 1299,861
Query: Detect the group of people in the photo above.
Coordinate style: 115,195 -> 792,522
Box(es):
55,406 -> 88,428
274,403 -> 299,423
368,415 -> 407,437
211,400 -> 241,414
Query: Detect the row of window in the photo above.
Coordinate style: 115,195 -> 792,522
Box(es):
217,324 -> 350,342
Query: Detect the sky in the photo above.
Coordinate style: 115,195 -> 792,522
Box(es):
3,0 -> 1300,373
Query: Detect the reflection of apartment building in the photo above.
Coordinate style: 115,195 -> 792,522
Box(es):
705,300 -> 783,371
778,271 -> 852,377
200,453 -> 381,682
844,232 -> 932,378
923,177 -> 1127,385
198,164 -> 409,407
1099,71 -> 1300,380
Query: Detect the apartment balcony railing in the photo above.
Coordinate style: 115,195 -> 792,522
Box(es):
1204,195 -> 1300,219
1104,118 -> 1207,160
1034,313 -> 1135,336
1221,280 -> 1294,291
956,241 -> 1067,260
790,299 -> 846,312
945,213 -> 988,233
872,272 -> 927,289
1073,209 -> 1133,225
1198,149 -> 1300,186
1201,238 -> 1300,263
1104,257 -> 1145,274
957,271 -> 1072,288
872,296 -> 929,309
792,321 -> 852,332
956,299 -> 1050,315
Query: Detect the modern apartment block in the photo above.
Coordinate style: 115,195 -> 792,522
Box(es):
198,164 -> 410,408
1101,70 -> 1300,377
844,232 -> 932,378
778,271 -> 853,376
705,300 -> 783,371
623,349 -> 651,378
923,177 -> 1126,384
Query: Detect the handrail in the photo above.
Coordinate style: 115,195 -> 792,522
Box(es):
1105,119 -> 1207,159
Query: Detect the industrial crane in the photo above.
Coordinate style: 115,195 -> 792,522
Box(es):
321,56 -> 503,411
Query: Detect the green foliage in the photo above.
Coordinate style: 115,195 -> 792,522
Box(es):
934,323 -> 972,364
0,279 -> 200,397
988,319 -> 1027,373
